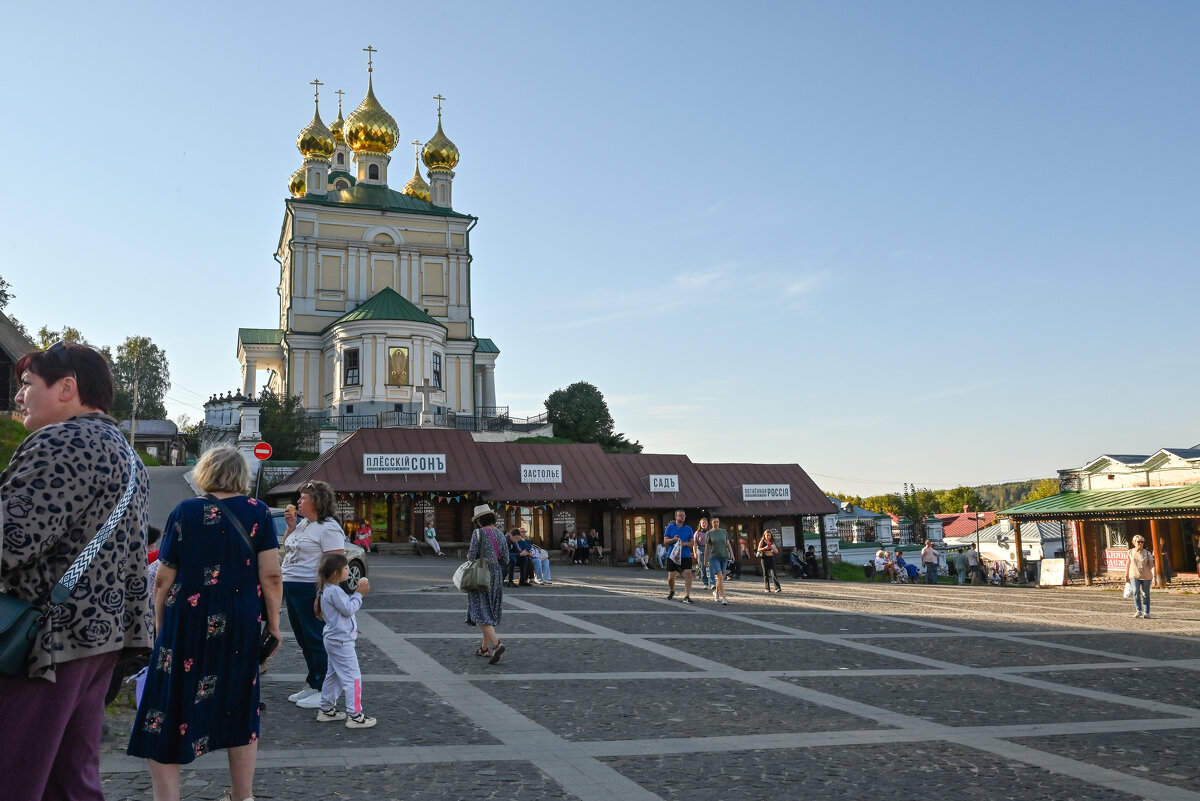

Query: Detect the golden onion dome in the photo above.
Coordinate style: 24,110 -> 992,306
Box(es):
296,105 -> 335,159
401,160 -> 431,202
330,106 -> 345,144
421,117 -> 459,171
345,75 -> 399,154
288,166 -> 306,197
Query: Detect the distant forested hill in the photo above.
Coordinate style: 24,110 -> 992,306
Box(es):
972,480 -> 1050,511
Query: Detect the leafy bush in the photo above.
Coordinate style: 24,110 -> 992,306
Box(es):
0,416 -> 29,470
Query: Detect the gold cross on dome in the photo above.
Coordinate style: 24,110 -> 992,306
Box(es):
310,78 -> 323,101
433,93 -> 445,118
363,45 -> 377,71
411,139 -> 422,158
335,88 -> 345,111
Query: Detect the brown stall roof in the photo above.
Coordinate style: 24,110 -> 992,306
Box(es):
267,428 -> 492,496
695,463 -> 837,517
606,453 -> 724,510
478,441 -> 628,502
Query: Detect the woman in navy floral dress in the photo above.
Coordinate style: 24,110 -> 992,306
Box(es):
465,505 -> 509,664
128,446 -> 282,801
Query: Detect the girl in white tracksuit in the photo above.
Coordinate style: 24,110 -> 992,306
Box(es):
313,554 -> 376,729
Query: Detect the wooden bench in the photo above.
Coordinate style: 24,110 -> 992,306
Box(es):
374,541 -> 471,558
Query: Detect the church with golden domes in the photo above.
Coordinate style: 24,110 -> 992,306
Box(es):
235,50 -> 500,427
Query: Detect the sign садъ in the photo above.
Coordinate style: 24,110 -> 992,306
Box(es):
521,464 -> 562,484
741,484 -> 791,501
649,474 -> 679,492
363,454 -> 448,474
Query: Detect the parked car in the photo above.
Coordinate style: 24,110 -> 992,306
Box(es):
269,508 -> 368,591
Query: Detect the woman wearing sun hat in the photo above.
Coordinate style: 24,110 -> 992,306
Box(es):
465,505 -> 510,664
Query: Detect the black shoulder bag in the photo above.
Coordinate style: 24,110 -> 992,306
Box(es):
203,495 -> 279,668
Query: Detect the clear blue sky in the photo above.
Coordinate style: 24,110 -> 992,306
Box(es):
3,1 -> 1198,497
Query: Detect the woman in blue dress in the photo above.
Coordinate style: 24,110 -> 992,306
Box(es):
128,446 -> 283,801
465,504 -> 509,664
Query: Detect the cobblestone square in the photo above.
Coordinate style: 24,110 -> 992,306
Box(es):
783,673 -> 1179,727
411,635 -> 703,675
99,560 -> 1200,801
649,635 -> 926,671
855,633 -> 1128,668
483,677 -> 890,741
740,611 -> 943,634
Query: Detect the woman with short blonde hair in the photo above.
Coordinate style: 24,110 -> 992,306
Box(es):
128,445 -> 282,801
192,445 -> 250,494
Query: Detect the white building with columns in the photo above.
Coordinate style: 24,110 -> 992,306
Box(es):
234,58 -> 500,423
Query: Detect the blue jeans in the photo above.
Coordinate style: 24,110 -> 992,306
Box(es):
284,580 -> 327,690
1132,578 -> 1151,614
925,563 -> 938,584
696,557 -> 710,586
709,557 -> 729,579
956,568 -> 966,585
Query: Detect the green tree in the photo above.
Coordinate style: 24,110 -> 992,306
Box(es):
0,275 -> 31,341
112,336 -> 171,421
937,486 -> 984,514
257,389 -> 317,460
545,381 -> 642,451
36,326 -> 85,349
863,493 -> 904,516
1022,478 -> 1061,503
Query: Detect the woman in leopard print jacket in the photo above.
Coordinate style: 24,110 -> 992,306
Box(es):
0,341 -> 153,801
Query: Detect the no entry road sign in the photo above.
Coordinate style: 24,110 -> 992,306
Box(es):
253,442 -> 273,460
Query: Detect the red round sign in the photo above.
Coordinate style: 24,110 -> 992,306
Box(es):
253,442 -> 273,460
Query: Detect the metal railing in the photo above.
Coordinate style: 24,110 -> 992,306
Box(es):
379,410 -> 419,427
317,414 -> 378,432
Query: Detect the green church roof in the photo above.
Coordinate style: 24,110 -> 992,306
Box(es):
292,183 -> 472,218
238,328 -> 284,345
475,337 -> 500,354
322,288 -> 444,333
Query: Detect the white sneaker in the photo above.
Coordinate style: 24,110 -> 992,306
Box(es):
316,708 -> 346,723
289,687 -> 317,703
712,589 -> 719,601
1142,613 -> 1152,619
346,712 -> 377,729
296,692 -> 324,709
1133,611 -> 1143,618
720,598 -> 729,605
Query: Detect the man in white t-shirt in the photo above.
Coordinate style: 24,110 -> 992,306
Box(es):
966,543 -> 982,584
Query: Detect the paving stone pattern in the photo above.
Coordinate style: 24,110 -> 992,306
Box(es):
100,562 -> 1200,800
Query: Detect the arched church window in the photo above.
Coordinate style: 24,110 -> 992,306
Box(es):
335,179 -> 349,190
432,353 -> 442,388
369,164 -> 379,180
336,152 -> 345,165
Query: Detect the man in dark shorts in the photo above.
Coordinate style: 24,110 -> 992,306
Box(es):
663,509 -> 696,603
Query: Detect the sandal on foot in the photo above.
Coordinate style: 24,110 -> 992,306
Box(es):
488,642 -> 506,664
475,646 -> 491,657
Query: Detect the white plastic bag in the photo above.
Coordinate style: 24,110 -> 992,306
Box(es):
1122,581 -> 1133,599
669,541 -> 682,561
452,561 -> 470,591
